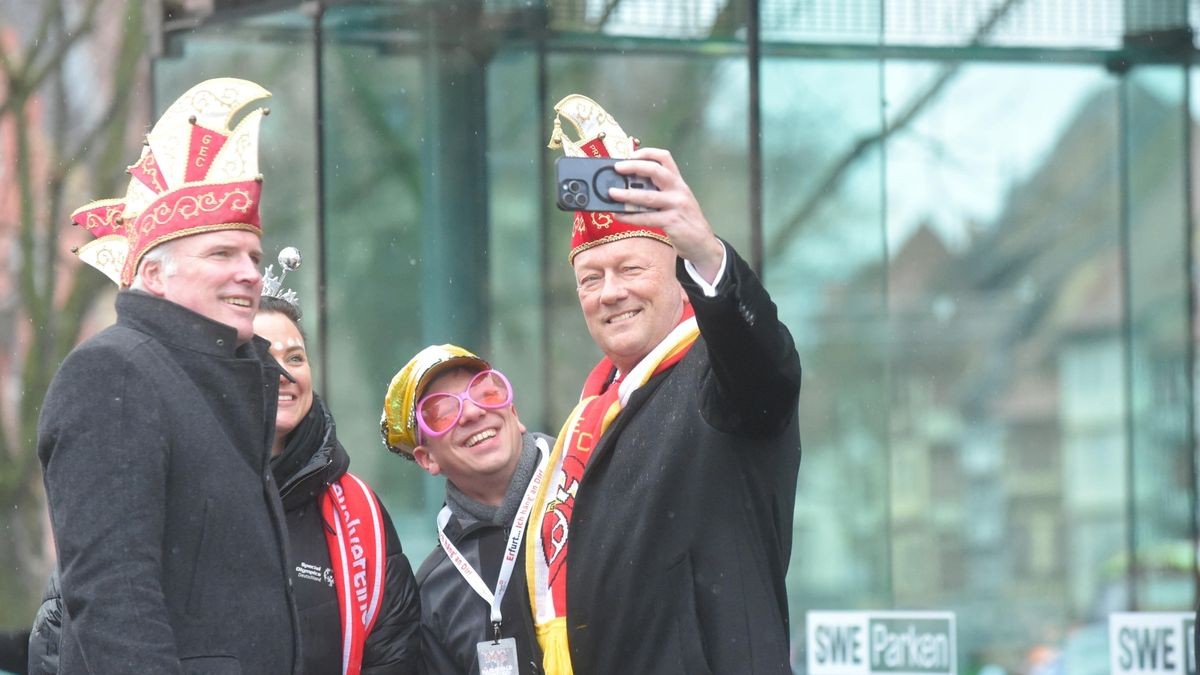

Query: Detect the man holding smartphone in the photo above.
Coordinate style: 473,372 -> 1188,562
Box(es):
526,95 -> 803,675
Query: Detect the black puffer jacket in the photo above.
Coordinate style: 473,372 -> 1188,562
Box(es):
276,395 -> 421,674
415,433 -> 551,675
27,571 -> 60,674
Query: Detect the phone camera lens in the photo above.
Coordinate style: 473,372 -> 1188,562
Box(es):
560,180 -> 588,209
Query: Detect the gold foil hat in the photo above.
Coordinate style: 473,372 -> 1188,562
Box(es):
380,344 -> 491,458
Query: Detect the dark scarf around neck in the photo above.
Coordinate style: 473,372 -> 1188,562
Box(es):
445,432 -> 541,528
271,393 -> 328,488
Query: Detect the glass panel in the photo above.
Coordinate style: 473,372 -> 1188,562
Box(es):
319,5 -> 433,547
759,58 -> 891,660
550,0 -> 746,39
487,47 -> 550,434
882,61 -> 1121,672
759,0 -> 1134,48
1124,65 -> 1195,611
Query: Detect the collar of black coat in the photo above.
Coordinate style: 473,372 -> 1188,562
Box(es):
116,289 -> 268,358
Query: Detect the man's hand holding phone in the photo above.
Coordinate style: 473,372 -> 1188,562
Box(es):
555,156 -> 659,213
555,148 -> 724,282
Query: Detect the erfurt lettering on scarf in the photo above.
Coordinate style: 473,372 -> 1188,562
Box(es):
332,482 -> 371,618
506,466 -> 543,562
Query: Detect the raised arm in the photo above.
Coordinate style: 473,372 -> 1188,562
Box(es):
609,147 -> 801,437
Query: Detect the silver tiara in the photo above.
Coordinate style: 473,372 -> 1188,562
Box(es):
261,246 -> 301,305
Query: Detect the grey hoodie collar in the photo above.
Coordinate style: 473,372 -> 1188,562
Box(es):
445,432 -> 549,528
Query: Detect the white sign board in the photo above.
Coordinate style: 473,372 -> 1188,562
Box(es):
1109,612 -> 1195,675
807,611 -> 957,675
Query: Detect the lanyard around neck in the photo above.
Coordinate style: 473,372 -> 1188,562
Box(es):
436,438 -> 548,635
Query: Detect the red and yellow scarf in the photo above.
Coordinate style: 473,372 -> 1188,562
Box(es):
526,305 -> 699,674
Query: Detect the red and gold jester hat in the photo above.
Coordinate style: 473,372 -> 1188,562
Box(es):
547,94 -> 670,264
70,77 -> 271,286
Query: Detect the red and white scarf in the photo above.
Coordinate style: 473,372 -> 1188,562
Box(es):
322,473 -> 387,675
526,306 -> 699,674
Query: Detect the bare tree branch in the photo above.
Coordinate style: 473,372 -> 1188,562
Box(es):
51,0 -> 145,363
24,0 -> 103,95
765,0 -> 1026,261
598,0 -> 624,28
42,1 -> 71,337
19,0 -> 60,79
13,104 -> 47,494
0,0 -> 103,120
0,29 -> 14,78
3,0 -> 146,494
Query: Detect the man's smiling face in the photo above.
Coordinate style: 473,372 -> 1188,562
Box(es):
150,230 -> 264,345
412,367 -> 526,504
573,237 -> 687,374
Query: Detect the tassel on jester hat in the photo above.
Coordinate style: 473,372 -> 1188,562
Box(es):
70,78 -> 272,286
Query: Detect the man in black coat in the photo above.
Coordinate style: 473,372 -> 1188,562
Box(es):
382,344 -> 548,674
527,96 -> 802,674
37,78 -> 300,674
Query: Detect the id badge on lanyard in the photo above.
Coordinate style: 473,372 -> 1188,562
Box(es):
477,637 -> 520,674
437,439 -> 548,674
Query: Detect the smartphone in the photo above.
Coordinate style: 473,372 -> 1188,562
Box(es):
555,157 -> 658,213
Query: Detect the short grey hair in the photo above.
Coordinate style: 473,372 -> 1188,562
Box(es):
128,239 -> 181,291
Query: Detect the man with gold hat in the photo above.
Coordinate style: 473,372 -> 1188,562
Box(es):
525,96 -> 802,674
382,344 -> 550,674
37,78 -> 300,673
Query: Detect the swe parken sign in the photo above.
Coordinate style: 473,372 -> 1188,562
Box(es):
807,611 -> 957,675
1109,613 -> 1195,675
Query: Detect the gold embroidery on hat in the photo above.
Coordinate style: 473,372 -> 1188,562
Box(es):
137,187 -> 256,234
568,230 -> 672,263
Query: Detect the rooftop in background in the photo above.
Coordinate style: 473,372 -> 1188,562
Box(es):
187,0 -> 1198,49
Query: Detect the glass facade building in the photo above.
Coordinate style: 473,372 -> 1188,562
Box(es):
153,1 -> 1200,671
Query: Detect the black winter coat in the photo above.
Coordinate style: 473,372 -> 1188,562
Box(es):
37,291 -> 300,674
276,397 -> 422,674
562,244 -> 802,675
30,350 -> 422,675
